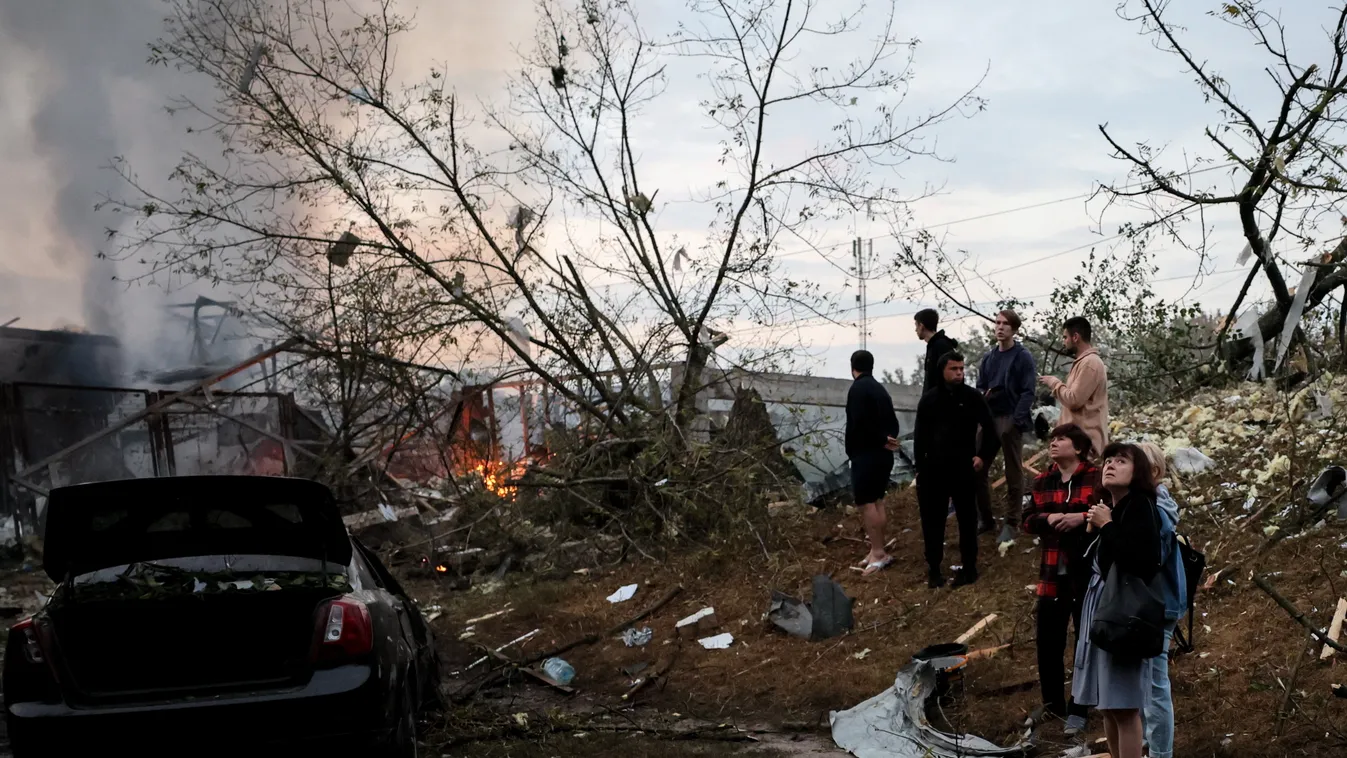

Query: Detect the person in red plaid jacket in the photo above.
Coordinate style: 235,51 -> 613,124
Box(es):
1022,423 -> 1102,735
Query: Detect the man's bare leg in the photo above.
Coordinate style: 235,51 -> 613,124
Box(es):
861,501 -> 890,567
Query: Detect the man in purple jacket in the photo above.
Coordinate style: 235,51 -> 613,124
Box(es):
975,309 -> 1038,543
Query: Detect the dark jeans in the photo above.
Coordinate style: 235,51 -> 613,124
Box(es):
917,468 -> 978,575
975,415 -> 1025,527
1036,595 -> 1090,720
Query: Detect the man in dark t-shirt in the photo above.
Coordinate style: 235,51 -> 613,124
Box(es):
846,350 -> 901,576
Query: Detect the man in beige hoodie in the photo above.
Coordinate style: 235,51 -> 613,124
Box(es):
1038,317 -> 1108,456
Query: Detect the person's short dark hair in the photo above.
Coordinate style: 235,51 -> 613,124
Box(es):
936,350 -> 965,373
1100,442 -> 1157,499
998,309 -> 1022,332
1063,316 -> 1092,343
851,350 -> 875,375
1049,423 -> 1094,460
915,309 -> 939,333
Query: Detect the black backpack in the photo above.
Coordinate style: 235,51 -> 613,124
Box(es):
1171,534 -> 1207,655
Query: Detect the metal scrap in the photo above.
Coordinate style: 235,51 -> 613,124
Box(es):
831,660 -> 1028,757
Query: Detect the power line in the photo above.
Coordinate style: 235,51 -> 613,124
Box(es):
771,162 -> 1238,264
733,265 -> 1252,338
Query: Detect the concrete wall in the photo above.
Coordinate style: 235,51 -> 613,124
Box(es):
716,370 -> 922,411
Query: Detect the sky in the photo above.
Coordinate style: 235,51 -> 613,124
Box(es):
0,0 -> 1339,380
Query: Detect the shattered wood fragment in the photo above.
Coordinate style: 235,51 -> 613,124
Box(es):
964,643 -> 1012,661
676,607 -> 720,639
465,605 -> 513,625
623,644 -> 680,701
521,666 -> 576,694
1321,598 -> 1347,661
955,613 -> 999,645
466,628 -> 541,670
993,450 -> 1047,489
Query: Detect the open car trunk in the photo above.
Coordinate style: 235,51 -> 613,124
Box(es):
49,580 -> 344,700
38,476 -> 356,702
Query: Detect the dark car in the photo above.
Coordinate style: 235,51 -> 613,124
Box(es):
3,476 -> 441,756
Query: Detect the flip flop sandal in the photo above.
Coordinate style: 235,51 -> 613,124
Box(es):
860,556 -> 895,576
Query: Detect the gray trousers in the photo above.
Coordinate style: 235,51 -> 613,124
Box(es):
975,415 -> 1024,527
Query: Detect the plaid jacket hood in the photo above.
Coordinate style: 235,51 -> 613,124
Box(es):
1022,460 -> 1102,599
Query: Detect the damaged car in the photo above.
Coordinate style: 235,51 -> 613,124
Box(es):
3,476 -> 441,756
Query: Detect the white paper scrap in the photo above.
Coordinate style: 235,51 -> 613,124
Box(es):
606,583 -> 639,604
698,633 -> 734,650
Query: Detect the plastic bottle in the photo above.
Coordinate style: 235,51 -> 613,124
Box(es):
541,657 -> 575,685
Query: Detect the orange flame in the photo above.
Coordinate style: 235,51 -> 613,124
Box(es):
466,459 -> 531,499
434,564 -> 448,574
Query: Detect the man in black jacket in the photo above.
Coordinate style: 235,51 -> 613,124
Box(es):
846,350 -> 901,576
915,309 -> 959,393
915,351 -> 999,588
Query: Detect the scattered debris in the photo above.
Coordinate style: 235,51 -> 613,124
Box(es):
424,604 -> 443,623
236,41 -> 265,94
1333,683 -> 1347,699
809,575 -> 855,640
1171,447 -> 1216,475
342,503 -> 418,530
767,592 -> 813,640
466,629 -> 541,670
1309,465 -> 1347,520
326,229 -> 362,267
465,605 -> 513,625
622,661 -> 650,678
622,627 -> 654,648
767,500 -> 817,519
521,665 -> 576,694
766,576 -> 855,641
831,660 -> 1027,757
955,613 -> 999,645
541,657 -> 576,686
1321,598 -> 1347,660
852,648 -> 872,660
607,583 -> 639,604
624,647 -> 680,701
676,607 -> 720,639
965,643 -> 1013,661
698,632 -> 734,650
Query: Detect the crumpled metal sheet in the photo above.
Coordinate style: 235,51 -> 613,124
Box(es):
1273,266 -> 1319,371
830,661 -> 1028,757
767,591 -> 812,639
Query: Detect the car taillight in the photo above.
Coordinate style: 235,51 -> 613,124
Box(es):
312,596 -> 372,664
13,618 -> 48,664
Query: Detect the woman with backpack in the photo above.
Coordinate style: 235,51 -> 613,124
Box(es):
1073,442 -> 1163,758
1137,442 -> 1188,758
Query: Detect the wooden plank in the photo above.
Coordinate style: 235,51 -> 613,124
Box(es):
964,643 -> 1012,661
955,613 -> 999,645
1321,598 -> 1347,660
992,449 -> 1048,489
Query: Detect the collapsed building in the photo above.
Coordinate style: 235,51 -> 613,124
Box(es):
0,327 -> 325,548
382,366 -> 923,505
1,315 -> 924,552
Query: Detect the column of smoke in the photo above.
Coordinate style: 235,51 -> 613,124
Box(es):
1,0 -> 532,389
0,0 -> 257,386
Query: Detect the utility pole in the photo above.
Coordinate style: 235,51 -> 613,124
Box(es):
853,236 -> 868,350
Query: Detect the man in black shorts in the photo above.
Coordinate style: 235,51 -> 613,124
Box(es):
846,350 -> 901,576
